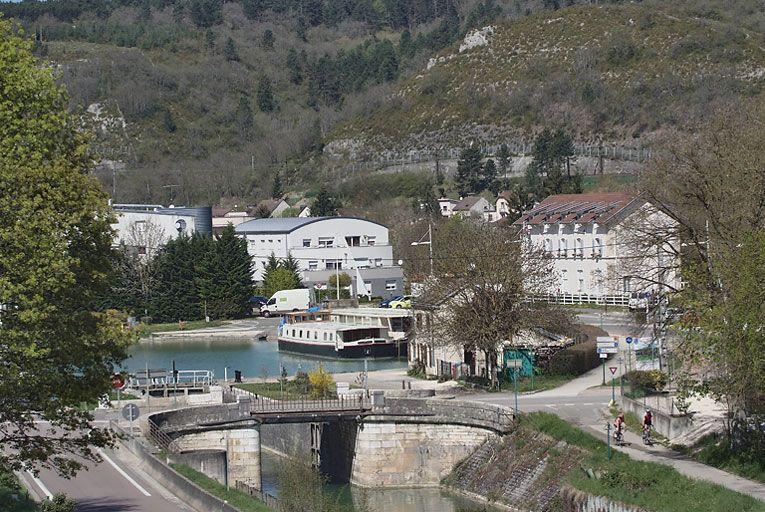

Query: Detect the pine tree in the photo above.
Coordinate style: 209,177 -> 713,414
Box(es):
286,48 -> 302,85
271,172 -> 283,198
455,146 -> 483,196
282,253 -> 302,281
236,96 -> 253,137
311,186 -> 340,216
197,225 -> 253,319
224,36 -> 239,62
497,143 -> 512,179
204,29 -> 216,50
257,76 -> 275,112
261,29 -> 274,50
150,235 -> 206,322
481,159 -> 497,191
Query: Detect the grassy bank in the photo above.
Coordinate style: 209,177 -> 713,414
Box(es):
524,413 -> 765,512
170,464 -> 273,512
673,434 -> 765,484
235,380 -> 337,401
0,466 -> 37,512
140,319 -> 227,335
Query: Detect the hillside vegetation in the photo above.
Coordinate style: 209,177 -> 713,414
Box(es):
330,3 -> 765,158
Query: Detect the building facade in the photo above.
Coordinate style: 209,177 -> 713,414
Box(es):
234,216 -> 403,297
111,204 -> 212,256
513,193 -> 680,302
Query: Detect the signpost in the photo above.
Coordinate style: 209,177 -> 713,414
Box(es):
625,336 -> 633,372
596,337 -> 617,385
609,366 -> 618,405
507,359 -> 522,413
112,373 -> 126,405
122,403 -> 140,437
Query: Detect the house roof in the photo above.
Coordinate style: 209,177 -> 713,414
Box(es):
234,216 -> 388,235
453,196 -> 486,211
513,192 -> 640,226
292,198 -> 311,209
212,206 -> 231,217
256,198 -> 287,214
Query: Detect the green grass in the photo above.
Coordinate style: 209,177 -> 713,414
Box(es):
140,319 -> 227,335
0,466 -> 38,512
676,434 -> 765,484
170,464 -> 273,512
523,412 -> 765,512
235,380 -> 336,401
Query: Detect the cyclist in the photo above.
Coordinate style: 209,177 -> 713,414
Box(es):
614,412 -> 626,444
642,409 -> 653,444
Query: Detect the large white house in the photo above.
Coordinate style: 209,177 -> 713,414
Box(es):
235,216 -> 403,298
111,204 -> 212,256
513,193 -> 680,302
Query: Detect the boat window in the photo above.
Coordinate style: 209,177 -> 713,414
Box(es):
323,332 -> 327,341
299,330 -> 303,338
314,331 -> 318,340
329,333 -> 333,341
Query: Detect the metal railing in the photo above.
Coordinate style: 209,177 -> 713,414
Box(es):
147,417 -> 174,452
245,394 -> 371,415
532,293 -> 630,306
235,481 -> 281,510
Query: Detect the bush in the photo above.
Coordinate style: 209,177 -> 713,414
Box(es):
40,494 -> 76,512
625,370 -> 667,392
547,340 -> 601,376
308,365 -> 334,399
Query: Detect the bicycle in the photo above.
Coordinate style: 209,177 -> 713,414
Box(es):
613,428 -> 624,445
642,425 -> 653,445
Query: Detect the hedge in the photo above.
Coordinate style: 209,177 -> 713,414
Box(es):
547,340 -> 601,376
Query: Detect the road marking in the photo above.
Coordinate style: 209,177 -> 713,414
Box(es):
97,448 -> 152,497
545,404 -> 557,408
26,470 -> 53,499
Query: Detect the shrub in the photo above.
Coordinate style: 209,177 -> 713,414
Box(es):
308,365 -> 334,399
40,494 -> 76,512
547,340 -> 601,376
625,370 -> 667,392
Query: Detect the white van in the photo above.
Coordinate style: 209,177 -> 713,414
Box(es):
261,289 -> 314,317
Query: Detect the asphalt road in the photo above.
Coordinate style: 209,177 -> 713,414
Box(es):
19,429 -> 190,512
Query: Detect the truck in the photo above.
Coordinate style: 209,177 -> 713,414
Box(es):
260,288 -> 314,317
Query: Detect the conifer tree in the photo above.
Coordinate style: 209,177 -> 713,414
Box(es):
497,143 -> 512,179
261,29 -> 274,50
197,226 -> 253,319
311,187 -> 340,216
257,76 -> 276,112
272,172 -> 283,198
455,145 -> 482,196
224,36 -> 239,62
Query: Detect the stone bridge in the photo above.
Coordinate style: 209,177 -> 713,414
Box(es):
147,395 -> 516,490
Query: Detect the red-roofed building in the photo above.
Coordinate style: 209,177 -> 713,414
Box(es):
513,192 -> 680,303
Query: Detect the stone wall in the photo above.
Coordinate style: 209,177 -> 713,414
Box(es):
171,427 -> 262,488
560,486 -> 646,512
169,450 -> 227,486
260,422 -> 311,457
351,421 -> 496,487
621,396 -> 693,442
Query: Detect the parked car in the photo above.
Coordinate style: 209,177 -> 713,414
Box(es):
388,295 -> 412,309
247,296 -> 268,316
261,288 -> 315,317
379,295 -> 403,308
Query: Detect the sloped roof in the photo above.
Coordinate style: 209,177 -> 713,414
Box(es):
513,192 -> 640,226
234,216 -> 387,234
453,196 -> 487,211
212,206 -> 231,217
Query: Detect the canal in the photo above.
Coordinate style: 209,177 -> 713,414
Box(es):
123,318 -> 408,379
260,451 -> 497,512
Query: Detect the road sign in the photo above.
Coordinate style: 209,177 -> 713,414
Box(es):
625,336 -> 633,344
506,359 -> 523,369
122,403 -> 140,422
597,341 -> 618,348
609,366 -> 618,375
599,353 -> 608,359
597,347 -> 618,354
596,336 -> 616,343
112,373 -> 126,390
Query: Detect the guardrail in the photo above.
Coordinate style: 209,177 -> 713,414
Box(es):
246,395 -> 371,415
531,293 -> 630,306
235,481 -> 281,510
147,417 -> 174,452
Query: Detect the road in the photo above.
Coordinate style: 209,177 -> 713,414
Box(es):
19,424 -> 190,512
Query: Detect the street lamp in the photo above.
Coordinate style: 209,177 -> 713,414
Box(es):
410,222 -> 433,276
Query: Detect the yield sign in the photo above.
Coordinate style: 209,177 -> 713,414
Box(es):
609,366 -> 618,375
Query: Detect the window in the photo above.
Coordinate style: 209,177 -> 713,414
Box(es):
375,258 -> 383,266
326,260 -> 342,270
268,239 -> 273,243
385,280 -> 397,291
299,330 -> 303,338
308,260 -> 318,271
262,261 -> 267,268
544,239 -> 553,253
302,239 -> 311,247
345,236 -> 361,247
329,333 -> 333,341
594,238 -> 603,258
318,237 -> 334,247
576,238 -> 584,258
323,332 -> 327,341
577,270 -> 584,292
314,331 -> 318,340
367,236 -> 376,246
623,277 -> 632,293
292,329 -> 295,337
559,238 -> 567,258
561,269 -> 568,284
137,246 -> 147,255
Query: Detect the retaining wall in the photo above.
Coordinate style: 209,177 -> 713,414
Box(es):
560,486 -> 646,512
110,422 -> 240,512
621,396 -> 693,441
168,450 -> 227,486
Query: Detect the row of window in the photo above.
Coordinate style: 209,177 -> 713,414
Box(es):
302,236 -> 376,248
289,328 -> 335,342
542,237 -> 605,258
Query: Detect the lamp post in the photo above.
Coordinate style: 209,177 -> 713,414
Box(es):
410,222 -> 433,276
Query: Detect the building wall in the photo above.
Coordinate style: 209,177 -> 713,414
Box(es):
112,210 -> 197,256
303,267 -> 403,298
244,218 -> 394,281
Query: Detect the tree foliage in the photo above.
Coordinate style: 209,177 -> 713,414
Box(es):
419,219 -> 570,386
197,225 -> 254,319
261,253 -> 303,298
0,18 -> 132,475
311,186 -> 341,216
527,127 -> 580,198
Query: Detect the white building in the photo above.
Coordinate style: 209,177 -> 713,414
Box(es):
513,192 -> 680,303
234,216 -> 403,297
212,207 -> 254,234
111,205 -> 212,256
438,198 -> 458,217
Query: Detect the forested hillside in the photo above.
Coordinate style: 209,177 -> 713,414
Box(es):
1,0 -> 764,207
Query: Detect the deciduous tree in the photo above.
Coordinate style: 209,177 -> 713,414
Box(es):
0,19 -> 132,475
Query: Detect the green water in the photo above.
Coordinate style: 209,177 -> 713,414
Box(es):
260,452 -> 498,512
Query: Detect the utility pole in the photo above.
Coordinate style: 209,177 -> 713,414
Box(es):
410,222 -> 434,277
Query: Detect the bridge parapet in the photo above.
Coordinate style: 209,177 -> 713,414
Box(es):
374,397 -> 515,434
